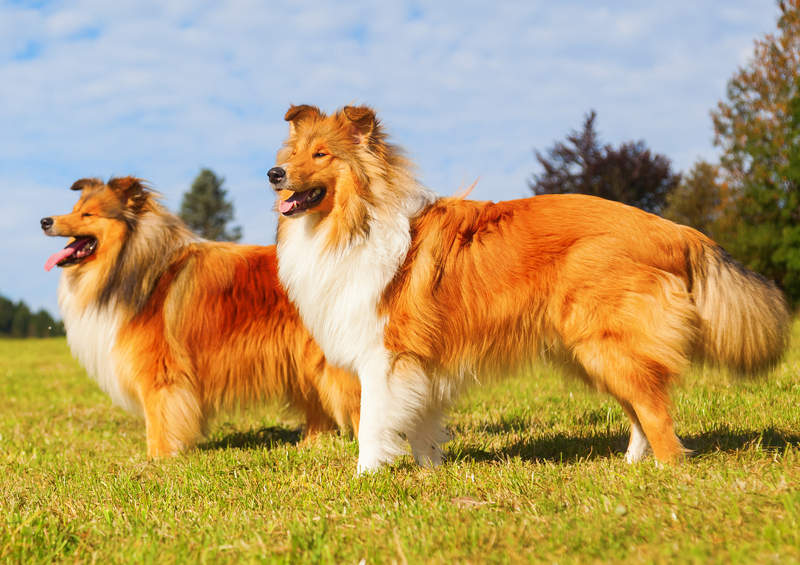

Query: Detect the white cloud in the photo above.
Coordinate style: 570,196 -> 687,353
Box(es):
0,0 -> 780,315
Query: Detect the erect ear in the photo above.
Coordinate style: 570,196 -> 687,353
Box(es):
342,105 -> 377,146
108,176 -> 148,212
284,104 -> 321,136
70,178 -> 103,192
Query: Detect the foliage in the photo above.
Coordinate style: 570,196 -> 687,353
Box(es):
529,110 -> 680,214
0,294 -> 63,338
1,333 -> 799,562
711,1 -> 800,301
179,168 -> 242,242
662,160 -> 734,239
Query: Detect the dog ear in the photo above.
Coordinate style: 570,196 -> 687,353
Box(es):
285,104 -> 321,135
70,178 -> 103,192
108,176 -> 148,212
343,105 -> 377,146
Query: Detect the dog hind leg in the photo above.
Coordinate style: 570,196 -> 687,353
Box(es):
566,270 -> 695,464
573,339 -> 686,463
619,399 -> 652,463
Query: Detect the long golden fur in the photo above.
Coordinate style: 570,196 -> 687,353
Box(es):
271,104 -> 790,472
42,177 -> 360,457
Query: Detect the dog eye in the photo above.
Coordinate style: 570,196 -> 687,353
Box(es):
312,152 -> 327,158
81,213 -> 93,217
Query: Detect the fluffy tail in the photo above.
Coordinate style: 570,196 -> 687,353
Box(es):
687,235 -> 791,373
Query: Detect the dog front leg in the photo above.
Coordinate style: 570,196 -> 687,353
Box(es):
355,352 -> 429,474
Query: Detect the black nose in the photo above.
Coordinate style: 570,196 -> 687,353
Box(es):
268,167 -> 286,185
40,217 -> 53,231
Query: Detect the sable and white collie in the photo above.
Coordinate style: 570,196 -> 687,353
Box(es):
268,104 -> 791,474
41,176 -> 360,457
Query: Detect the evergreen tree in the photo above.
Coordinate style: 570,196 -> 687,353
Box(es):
711,1 -> 800,301
29,309 -> 58,337
0,293 -> 65,337
179,168 -> 242,242
529,111 -> 680,214
0,295 -> 14,334
10,302 -> 30,338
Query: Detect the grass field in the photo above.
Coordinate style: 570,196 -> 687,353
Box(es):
1,326 -> 799,564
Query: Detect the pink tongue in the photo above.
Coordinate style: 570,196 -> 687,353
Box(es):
44,247 -> 76,272
279,199 -> 298,214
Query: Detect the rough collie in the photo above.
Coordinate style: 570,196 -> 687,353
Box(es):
41,176 -> 360,457
269,104 -> 790,474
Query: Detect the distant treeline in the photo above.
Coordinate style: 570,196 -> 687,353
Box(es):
0,294 -> 65,338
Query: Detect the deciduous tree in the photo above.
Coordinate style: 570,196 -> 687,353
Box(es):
711,0 -> 800,301
529,111 -> 680,214
662,160 -> 732,239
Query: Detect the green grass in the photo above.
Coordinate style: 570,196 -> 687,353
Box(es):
1,327 -> 799,564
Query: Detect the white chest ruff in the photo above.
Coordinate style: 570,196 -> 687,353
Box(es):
58,278 -> 142,417
277,215 -> 411,373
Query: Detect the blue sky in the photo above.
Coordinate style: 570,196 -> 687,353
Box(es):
0,1 -> 778,316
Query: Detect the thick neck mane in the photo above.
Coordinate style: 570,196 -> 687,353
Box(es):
358,136 -> 436,219
320,140 -> 437,253
68,197 -> 197,315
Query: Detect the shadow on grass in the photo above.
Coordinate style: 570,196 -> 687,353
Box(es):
683,425 -> 800,457
450,424 -> 800,464
197,420 -> 800,463
450,432 -> 627,464
198,425 -> 303,452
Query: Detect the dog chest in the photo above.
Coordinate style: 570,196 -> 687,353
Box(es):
58,281 -> 142,417
276,216 -> 411,372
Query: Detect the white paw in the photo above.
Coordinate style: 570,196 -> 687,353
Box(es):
624,444 -> 652,463
625,422 -> 652,463
356,457 -> 385,475
412,443 -> 443,468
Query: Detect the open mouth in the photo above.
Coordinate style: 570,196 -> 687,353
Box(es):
278,187 -> 327,216
44,236 -> 98,271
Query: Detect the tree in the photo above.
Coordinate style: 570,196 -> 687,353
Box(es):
29,309 -> 58,337
662,160 -> 733,239
711,0 -> 800,301
0,295 -> 14,334
0,293 -> 65,337
529,110 -> 680,214
179,168 -> 242,242
10,302 -> 30,338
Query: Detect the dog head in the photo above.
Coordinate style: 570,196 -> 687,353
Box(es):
269,104 -> 389,220
41,177 -> 150,271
